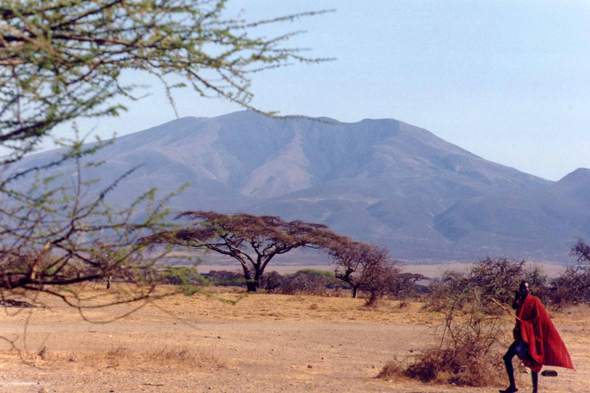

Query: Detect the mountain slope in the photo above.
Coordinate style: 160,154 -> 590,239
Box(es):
15,111 -> 589,263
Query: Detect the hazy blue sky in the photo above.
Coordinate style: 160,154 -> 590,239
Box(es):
77,1 -> 590,181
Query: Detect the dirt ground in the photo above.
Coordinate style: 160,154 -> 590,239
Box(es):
0,286 -> 586,393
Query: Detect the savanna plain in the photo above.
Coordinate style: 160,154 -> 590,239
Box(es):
0,272 -> 587,393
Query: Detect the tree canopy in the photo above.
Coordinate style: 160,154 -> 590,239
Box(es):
325,236 -> 400,301
0,138 -> 177,308
144,211 -> 335,291
145,210 -> 403,299
0,1 -> 329,305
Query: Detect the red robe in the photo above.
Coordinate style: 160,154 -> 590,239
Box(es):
517,294 -> 575,373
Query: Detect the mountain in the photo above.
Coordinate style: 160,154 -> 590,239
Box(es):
15,111 -> 590,263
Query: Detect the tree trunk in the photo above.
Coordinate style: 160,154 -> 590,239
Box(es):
352,285 -> 360,298
240,264 -> 258,292
246,280 -> 258,292
252,268 -> 264,292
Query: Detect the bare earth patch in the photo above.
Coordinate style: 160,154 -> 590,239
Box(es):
0,286 -> 585,392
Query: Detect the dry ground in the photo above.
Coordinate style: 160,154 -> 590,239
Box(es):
0,285 -> 586,393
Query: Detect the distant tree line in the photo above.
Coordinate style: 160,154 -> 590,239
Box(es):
0,0 -> 329,307
142,210 -> 413,303
152,211 -> 590,308
423,240 -> 590,311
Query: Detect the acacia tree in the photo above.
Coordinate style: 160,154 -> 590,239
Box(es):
0,0 -> 330,163
0,1 -> 328,302
326,239 -> 369,298
0,134 -> 179,308
324,236 -> 400,301
144,211 -> 335,292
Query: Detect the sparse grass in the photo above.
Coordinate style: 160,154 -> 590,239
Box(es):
102,346 -> 225,369
10,346 -> 225,370
0,284 -> 584,392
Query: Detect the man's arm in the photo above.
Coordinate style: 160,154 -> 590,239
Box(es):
512,291 -> 523,310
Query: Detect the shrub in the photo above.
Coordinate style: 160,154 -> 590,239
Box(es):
382,258 -> 534,387
389,272 -> 429,301
427,257 -> 548,312
261,271 -> 287,291
326,239 -> 402,301
160,266 -> 206,286
380,284 -> 507,387
362,262 -> 401,305
275,270 -> 331,296
200,270 -> 246,287
401,345 -> 505,386
549,239 -> 590,307
376,358 -> 406,381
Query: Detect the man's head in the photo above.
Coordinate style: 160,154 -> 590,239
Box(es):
518,280 -> 529,296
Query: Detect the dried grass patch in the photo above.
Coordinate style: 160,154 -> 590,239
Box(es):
10,346 -> 225,371
378,347 -> 507,387
376,357 -> 409,382
103,346 -> 225,369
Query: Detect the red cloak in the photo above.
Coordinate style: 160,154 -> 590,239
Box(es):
517,294 -> 575,373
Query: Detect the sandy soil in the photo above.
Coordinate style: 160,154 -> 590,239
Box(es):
0,286 -> 586,393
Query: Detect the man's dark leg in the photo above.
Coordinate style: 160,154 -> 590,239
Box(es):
515,341 -> 539,393
501,341 -> 519,393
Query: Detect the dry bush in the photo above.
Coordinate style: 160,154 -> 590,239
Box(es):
408,301 -> 504,386
549,239 -> 590,307
377,358 -> 407,381
261,271 -> 287,291
390,273 -> 429,302
378,326 -> 506,387
380,266 -> 511,388
399,346 -> 505,386
427,258 -> 547,312
551,266 -> 590,307
362,261 -> 402,306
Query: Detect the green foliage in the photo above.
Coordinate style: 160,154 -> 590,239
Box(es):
0,0 -> 328,307
0,0 -> 330,162
0,130 -> 183,307
295,269 -> 333,278
201,270 -> 247,287
145,211 -> 341,292
160,266 -> 207,286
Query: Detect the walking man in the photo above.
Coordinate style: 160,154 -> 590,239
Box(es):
501,281 -> 575,393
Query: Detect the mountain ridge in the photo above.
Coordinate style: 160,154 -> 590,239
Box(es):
15,111 -> 589,263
